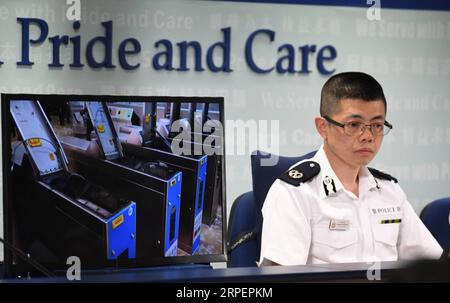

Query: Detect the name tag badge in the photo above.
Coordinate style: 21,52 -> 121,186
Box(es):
329,219 -> 350,231
371,206 -> 401,216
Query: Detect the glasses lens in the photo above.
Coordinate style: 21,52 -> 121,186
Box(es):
343,122 -> 358,136
371,123 -> 385,136
344,122 -> 390,136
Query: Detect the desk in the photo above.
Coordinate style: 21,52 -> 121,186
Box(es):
0,261 -> 407,283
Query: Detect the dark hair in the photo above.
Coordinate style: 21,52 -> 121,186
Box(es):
320,72 -> 386,117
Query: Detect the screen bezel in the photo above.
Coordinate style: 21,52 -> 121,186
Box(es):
1,93 -> 228,277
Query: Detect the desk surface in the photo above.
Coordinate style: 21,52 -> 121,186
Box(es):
0,261 -> 408,283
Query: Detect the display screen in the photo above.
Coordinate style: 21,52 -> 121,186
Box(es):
1,94 -> 226,277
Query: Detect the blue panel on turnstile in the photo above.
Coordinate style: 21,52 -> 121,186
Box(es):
164,172 -> 182,256
106,202 -> 136,259
192,155 -> 208,254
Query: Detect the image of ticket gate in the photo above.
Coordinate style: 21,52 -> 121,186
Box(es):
106,101 -> 207,254
171,135 -> 222,226
159,101 -> 223,226
8,100 -> 136,275
122,143 -> 206,255
62,101 -> 182,259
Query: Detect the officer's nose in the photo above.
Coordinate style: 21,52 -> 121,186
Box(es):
359,125 -> 374,142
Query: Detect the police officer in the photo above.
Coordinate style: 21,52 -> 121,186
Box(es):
259,72 -> 443,266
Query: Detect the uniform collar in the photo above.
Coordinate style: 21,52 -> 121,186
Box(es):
313,145 -> 379,199
358,166 -> 380,196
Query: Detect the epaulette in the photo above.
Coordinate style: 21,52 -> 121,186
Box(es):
368,167 -> 398,183
278,161 -> 320,187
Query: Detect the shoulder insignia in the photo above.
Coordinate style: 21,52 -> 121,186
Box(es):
278,161 -> 320,187
368,167 -> 398,183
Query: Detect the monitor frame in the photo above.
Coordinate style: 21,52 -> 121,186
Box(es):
1,93 -> 228,278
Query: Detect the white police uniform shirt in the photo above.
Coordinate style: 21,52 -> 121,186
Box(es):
259,145 -> 443,265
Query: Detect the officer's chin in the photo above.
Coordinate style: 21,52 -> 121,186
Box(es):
357,157 -> 373,166
352,154 -> 374,166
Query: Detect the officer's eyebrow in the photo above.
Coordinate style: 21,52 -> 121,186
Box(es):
345,114 -> 385,121
370,115 -> 385,121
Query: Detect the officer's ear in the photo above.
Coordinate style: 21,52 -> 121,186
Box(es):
315,116 -> 328,140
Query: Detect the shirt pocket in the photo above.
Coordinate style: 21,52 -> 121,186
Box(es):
310,227 -> 359,263
373,225 -> 398,246
372,222 -> 400,261
313,227 -> 358,248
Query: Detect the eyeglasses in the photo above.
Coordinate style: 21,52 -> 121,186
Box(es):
323,116 -> 393,137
